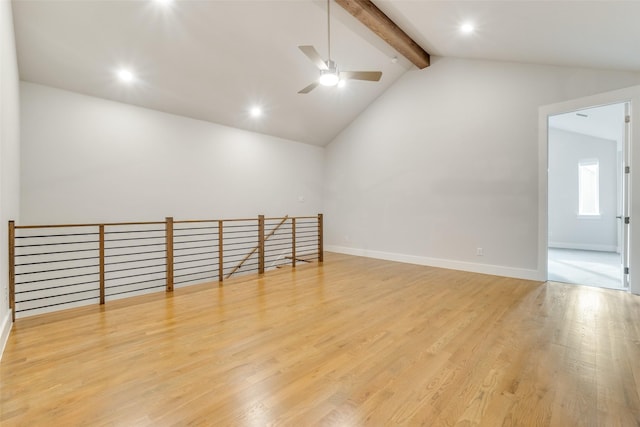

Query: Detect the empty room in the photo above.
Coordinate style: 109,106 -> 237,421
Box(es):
1,0 -> 640,425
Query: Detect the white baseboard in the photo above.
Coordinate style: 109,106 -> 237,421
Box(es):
549,242 -> 618,252
0,309 -> 12,361
326,245 -> 543,281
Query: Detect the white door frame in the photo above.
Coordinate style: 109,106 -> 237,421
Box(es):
538,85 -> 640,295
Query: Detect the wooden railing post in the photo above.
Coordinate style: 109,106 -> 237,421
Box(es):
225,216 -> 289,280
166,217 -> 174,292
8,221 -> 15,322
258,215 -> 265,274
291,217 -> 296,268
99,225 -> 105,304
218,220 -> 224,283
318,213 -> 324,263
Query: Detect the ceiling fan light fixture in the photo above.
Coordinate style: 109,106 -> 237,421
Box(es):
319,71 -> 340,87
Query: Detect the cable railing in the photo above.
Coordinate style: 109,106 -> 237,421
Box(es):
8,214 -> 323,320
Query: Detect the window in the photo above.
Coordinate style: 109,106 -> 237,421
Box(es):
578,159 -> 600,216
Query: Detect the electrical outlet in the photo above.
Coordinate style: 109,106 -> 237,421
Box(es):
476,248 -> 483,256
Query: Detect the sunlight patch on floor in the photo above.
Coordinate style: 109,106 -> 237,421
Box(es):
548,248 -> 622,290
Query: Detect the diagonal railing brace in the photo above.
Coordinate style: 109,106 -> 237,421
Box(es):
225,215 -> 289,279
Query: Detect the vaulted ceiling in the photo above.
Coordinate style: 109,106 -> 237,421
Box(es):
11,1 -> 640,146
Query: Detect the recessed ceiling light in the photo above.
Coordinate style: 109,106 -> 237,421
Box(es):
117,69 -> 135,83
460,22 -> 475,34
154,0 -> 173,5
250,106 -> 262,118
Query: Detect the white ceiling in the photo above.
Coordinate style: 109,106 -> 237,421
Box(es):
12,1 -> 640,146
549,102 -> 627,143
377,0 -> 640,72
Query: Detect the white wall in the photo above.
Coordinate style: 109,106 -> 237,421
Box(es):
324,56 -> 640,280
0,0 -> 21,357
548,128 -> 617,251
20,82 -> 324,224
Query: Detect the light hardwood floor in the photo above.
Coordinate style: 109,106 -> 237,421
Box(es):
1,252 -> 639,426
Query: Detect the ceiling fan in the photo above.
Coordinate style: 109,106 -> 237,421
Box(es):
298,0 -> 382,94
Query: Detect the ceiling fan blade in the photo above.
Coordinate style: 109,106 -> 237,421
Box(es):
340,71 -> 383,82
299,45 -> 328,71
298,81 -> 319,94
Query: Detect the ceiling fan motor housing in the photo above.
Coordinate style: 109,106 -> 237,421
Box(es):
324,59 -> 337,72
319,60 -> 339,86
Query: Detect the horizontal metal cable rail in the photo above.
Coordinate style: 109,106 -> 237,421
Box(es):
8,214 -> 323,320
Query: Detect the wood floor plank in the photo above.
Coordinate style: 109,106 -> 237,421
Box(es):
2,252 -> 640,426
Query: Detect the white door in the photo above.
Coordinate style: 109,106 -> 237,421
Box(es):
622,102 -> 631,287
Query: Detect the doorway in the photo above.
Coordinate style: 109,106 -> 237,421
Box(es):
547,102 -> 629,290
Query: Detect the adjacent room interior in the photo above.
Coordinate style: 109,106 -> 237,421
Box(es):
547,102 -> 628,290
2,0 -> 640,424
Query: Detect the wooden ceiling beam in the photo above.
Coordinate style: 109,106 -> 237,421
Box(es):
335,0 -> 430,69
